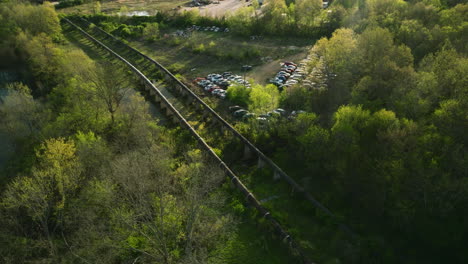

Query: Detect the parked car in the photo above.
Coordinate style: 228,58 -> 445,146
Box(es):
212,88 -> 224,95
205,84 -> 219,92
274,108 -> 286,116
193,77 -> 205,83
290,110 -> 306,117
217,80 -> 230,88
242,65 -> 252,71
284,61 -> 297,67
229,105 -> 243,112
218,90 -> 227,99
243,112 -> 256,120
234,109 -> 249,118
267,111 -> 281,117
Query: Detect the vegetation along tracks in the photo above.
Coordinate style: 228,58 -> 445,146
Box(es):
62,16 -> 358,262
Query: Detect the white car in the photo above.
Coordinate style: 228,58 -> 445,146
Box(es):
212,88 -> 224,95
218,91 -> 227,99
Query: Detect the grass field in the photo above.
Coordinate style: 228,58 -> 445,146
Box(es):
59,0 -> 190,15
130,29 -> 312,85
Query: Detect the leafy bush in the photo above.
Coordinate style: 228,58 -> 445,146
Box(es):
227,84 -> 251,106
192,43 -> 206,54
167,62 -> 186,73
55,0 -> 84,9
142,22 -> 159,41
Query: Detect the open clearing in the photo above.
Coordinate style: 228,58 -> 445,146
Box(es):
130,30 -> 311,85
60,0 -> 255,18
59,0 -> 190,15
182,0 -> 249,18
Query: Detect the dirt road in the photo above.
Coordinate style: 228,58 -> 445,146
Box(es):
183,0 -> 250,18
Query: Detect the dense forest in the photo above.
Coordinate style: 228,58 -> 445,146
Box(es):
0,0 -> 467,263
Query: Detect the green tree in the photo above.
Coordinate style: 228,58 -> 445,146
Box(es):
2,138 -> 82,256
93,1 -> 101,15
433,99 -> 468,145
226,83 -> 251,106
86,62 -> 132,125
249,84 -> 280,114
0,83 -> 47,141
294,0 -> 322,30
22,33 -> 64,89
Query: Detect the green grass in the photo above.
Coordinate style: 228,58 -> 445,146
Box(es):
210,216 -> 301,264
129,29 -> 311,84
59,0 -> 190,15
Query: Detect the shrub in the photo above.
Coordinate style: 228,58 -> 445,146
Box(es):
168,63 -> 186,73
142,22 -> 159,41
56,0 -> 84,9
227,84 -> 251,106
192,43 -> 206,54
208,41 -> 216,48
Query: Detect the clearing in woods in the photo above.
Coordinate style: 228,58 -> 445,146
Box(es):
182,0 -> 250,17
59,0 -> 250,17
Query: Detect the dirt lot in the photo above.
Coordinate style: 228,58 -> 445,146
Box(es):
183,0 -> 250,18
248,49 -> 310,84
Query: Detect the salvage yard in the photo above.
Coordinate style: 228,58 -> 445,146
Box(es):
130,27 -> 312,85
59,0 -> 250,17
182,0 -> 250,17
58,0 -> 189,15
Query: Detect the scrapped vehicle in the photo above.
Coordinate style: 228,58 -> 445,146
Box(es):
193,77 -> 205,83
267,111 -> 281,118
217,80 -> 230,88
288,110 -> 305,120
274,108 -> 286,116
205,84 -> 219,92
242,65 -> 253,71
284,61 -> 297,66
234,109 -> 249,118
229,105 -> 243,112
243,112 -> 256,120
212,88 -> 224,95
198,79 -> 211,87
217,90 -> 227,99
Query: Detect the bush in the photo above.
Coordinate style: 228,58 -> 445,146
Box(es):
208,41 -> 216,48
192,43 -> 206,54
142,22 -> 159,41
165,37 -> 182,46
55,0 -> 84,9
168,63 -> 186,73
227,84 -> 251,106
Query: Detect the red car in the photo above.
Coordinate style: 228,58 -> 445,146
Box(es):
193,77 -> 205,83
284,61 -> 297,67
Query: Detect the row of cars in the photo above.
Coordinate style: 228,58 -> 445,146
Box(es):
229,105 -> 287,122
227,105 -> 307,124
299,54 -> 337,90
270,61 -> 307,90
187,24 -> 230,33
194,72 -> 251,99
172,25 -> 230,38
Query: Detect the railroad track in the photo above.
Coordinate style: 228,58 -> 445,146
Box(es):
62,16 -> 357,262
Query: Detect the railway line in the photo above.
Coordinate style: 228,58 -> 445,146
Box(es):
61,16 -> 358,263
